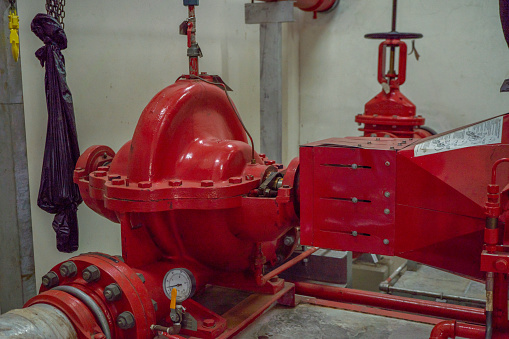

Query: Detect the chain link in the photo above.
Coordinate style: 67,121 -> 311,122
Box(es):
46,0 -> 66,28
9,0 -> 16,10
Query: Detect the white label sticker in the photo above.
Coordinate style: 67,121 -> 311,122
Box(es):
414,116 -> 504,157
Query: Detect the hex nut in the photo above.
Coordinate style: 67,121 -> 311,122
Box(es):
383,239 -> 390,245
59,261 -> 77,278
82,265 -> 101,283
104,283 -> 122,302
136,273 -> 146,283
42,271 -> 59,288
117,311 -> 135,330
384,208 -> 390,215
283,236 -> 295,246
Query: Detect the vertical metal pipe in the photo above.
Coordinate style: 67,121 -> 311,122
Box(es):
391,0 -> 398,31
0,1 -> 36,313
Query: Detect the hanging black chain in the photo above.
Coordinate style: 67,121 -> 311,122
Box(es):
46,0 -> 65,28
9,0 -> 16,10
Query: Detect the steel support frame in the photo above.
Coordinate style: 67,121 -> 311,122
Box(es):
0,1 -> 36,313
245,1 -> 294,163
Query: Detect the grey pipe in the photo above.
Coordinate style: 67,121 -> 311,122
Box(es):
0,304 -> 76,339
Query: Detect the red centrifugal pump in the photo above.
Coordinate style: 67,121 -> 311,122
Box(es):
4,2 -> 509,339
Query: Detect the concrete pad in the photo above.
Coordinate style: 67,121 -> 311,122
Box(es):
237,303 -> 434,339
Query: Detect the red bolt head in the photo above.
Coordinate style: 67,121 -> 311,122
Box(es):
169,179 -> 183,187
495,259 -> 508,272
98,166 -> 110,171
201,180 -> 214,187
488,184 -> 500,194
203,319 -> 215,328
111,179 -> 125,186
108,174 -> 121,181
138,181 -> 152,188
259,153 -> 266,158
94,171 -> 107,177
265,160 -> 276,165
93,334 -> 106,339
229,177 -> 243,184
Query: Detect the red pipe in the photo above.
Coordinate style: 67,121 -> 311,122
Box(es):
429,320 -> 485,339
294,282 -> 486,325
261,0 -> 338,13
261,247 -> 318,284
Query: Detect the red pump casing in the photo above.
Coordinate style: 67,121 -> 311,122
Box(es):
73,79 -> 300,336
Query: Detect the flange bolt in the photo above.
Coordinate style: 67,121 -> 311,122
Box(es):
117,311 -> 135,330
104,283 -> 122,302
83,265 -> 101,283
59,261 -> 77,278
136,273 -> 146,283
42,271 -> 59,288
283,236 -> 295,246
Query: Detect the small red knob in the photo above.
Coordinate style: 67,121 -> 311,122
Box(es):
495,259 -> 508,272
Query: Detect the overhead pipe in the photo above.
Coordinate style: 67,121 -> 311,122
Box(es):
260,0 -> 339,14
294,281 -> 486,325
429,320 -> 485,339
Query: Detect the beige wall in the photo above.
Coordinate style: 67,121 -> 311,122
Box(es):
298,0 -> 509,143
16,0 -> 508,284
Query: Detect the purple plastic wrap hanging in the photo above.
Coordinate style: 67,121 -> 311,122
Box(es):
501,0 -> 509,47
31,14 -> 82,253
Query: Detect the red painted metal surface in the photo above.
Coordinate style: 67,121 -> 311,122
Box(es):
261,0 -> 338,13
301,115 -> 509,281
429,321 -> 485,339
69,78 -> 300,338
294,282 -> 486,325
300,296 -> 444,325
25,290 -> 104,339
28,253 -> 157,339
355,38 -> 429,138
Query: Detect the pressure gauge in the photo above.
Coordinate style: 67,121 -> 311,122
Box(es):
163,268 -> 197,303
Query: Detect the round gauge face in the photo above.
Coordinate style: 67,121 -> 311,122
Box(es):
163,268 -> 197,303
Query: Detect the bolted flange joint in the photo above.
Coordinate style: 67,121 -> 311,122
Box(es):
42,271 -> 59,288
82,265 -> 101,283
59,261 -> 77,278
117,311 -> 135,330
104,283 -> 122,302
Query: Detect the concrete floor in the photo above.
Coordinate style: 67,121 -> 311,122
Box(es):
234,263 -> 484,339
394,264 -> 485,302
237,303 -> 435,339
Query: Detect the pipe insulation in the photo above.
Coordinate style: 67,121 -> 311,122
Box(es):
0,304 -> 76,339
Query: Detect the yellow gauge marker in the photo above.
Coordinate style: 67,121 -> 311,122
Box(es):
8,9 -> 20,62
170,288 -> 177,309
